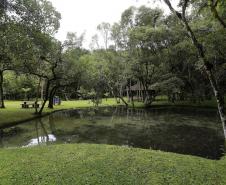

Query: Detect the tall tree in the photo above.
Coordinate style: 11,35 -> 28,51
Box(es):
0,0 -> 61,108
97,22 -> 111,49
64,32 -> 85,50
162,0 -> 226,138
89,34 -> 100,50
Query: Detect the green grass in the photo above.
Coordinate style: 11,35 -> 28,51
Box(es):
0,99 -> 124,127
0,143 -> 225,185
152,99 -> 218,108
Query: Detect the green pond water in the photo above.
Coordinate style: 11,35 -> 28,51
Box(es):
0,107 -> 224,159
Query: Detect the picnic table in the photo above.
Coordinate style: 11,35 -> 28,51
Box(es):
21,102 -> 40,109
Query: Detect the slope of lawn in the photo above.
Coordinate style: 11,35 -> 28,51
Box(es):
0,143 -> 225,185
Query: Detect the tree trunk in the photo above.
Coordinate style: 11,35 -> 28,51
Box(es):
183,14 -> 226,138
140,80 -> 146,102
118,95 -> 128,107
131,91 -> 134,108
163,0 -> 226,138
48,87 -> 57,109
129,79 -> 132,102
110,86 -> 128,107
38,98 -> 47,115
35,78 -> 41,114
38,80 -> 50,115
41,79 -> 44,102
0,71 -> 5,108
48,96 -> 54,109
126,87 -> 130,102
206,69 -> 226,137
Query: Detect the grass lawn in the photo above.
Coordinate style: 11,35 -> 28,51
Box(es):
152,99 -> 219,108
0,143 -> 225,185
0,99 -> 125,127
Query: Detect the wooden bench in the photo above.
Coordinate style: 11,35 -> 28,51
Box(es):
21,102 -> 40,109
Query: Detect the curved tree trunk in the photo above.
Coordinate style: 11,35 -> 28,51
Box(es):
183,11 -> 226,138
163,0 -> 226,138
118,95 -> 128,107
0,71 -> 5,108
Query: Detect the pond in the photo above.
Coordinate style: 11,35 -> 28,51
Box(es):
0,107 -> 225,159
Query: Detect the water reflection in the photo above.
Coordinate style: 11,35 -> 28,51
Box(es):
25,134 -> 56,147
32,118 -> 56,146
0,107 -> 224,159
22,117 -> 57,147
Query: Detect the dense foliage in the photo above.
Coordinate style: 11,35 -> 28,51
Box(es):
0,0 -> 225,132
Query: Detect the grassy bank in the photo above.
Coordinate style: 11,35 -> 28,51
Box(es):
0,143 -> 225,185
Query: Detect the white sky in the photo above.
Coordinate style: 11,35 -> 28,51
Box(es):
49,0 -> 178,48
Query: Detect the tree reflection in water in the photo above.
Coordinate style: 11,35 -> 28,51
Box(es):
25,118 -> 56,147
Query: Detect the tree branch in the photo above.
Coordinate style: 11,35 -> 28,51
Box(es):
210,0 -> 226,28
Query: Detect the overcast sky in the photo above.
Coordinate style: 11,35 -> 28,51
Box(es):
49,0 -> 178,48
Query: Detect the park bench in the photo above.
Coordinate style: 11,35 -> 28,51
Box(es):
21,102 -> 40,109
